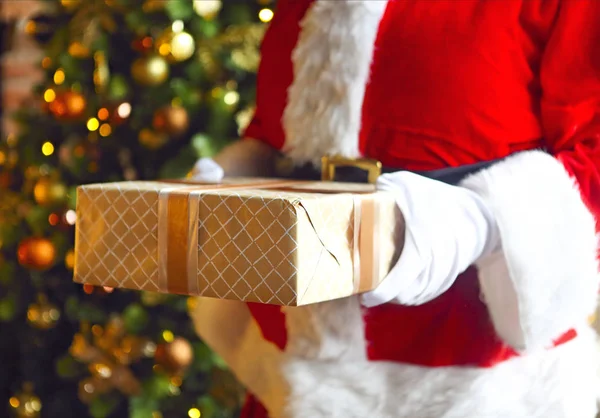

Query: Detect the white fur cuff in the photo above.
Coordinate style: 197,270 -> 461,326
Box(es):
460,150 -> 599,352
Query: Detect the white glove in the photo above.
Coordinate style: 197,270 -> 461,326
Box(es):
190,157 -> 225,182
361,171 -> 500,307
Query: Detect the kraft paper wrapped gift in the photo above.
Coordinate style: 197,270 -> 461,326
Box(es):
73,179 -> 402,306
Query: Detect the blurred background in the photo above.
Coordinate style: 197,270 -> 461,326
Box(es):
0,0 -> 272,416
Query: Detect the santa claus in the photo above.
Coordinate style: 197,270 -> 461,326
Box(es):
189,1 -> 600,417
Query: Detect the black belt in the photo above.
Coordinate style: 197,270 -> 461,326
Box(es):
275,157 -> 504,186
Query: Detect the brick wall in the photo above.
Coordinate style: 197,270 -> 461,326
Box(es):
1,0 -> 46,135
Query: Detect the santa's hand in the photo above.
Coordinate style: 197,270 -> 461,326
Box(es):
190,157 -> 225,182
361,171 -> 500,307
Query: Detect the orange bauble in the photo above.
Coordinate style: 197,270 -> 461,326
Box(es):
152,105 -> 189,137
154,337 -> 193,373
17,237 -> 57,271
48,90 -> 87,121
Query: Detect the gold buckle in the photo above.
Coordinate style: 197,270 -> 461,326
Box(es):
321,156 -> 382,184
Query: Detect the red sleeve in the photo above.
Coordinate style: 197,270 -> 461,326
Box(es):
458,0 -> 600,351
541,0 -> 600,226
242,0 -> 312,150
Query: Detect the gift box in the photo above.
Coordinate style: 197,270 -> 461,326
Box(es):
73,179 -> 402,306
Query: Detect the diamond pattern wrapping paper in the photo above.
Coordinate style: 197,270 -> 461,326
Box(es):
73,179 -> 402,306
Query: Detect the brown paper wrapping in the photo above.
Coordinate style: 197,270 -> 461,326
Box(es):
73,179 -> 402,306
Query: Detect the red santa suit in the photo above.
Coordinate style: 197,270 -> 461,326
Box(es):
190,1 -> 600,417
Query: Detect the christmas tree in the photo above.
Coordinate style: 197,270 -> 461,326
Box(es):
0,0 -> 271,416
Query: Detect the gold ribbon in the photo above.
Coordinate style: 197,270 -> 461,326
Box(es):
353,195 -> 379,294
157,180 -> 382,298
158,180 -> 303,294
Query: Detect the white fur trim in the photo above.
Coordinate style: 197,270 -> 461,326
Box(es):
282,326 -> 599,418
460,151 -> 600,352
191,296 -> 600,418
283,296 -> 366,361
282,0 -> 388,166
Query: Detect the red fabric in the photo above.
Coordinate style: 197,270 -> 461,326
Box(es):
364,268 -> 518,367
240,394 -> 269,418
241,1 -> 600,415
246,303 -> 287,350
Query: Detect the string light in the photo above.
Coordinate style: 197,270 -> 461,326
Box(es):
48,214 -> 59,226
188,408 -> 201,418
87,117 -> 100,131
258,8 -> 274,22
172,20 -> 184,33
44,89 -> 56,102
53,68 -> 65,85
99,124 -> 112,137
142,36 -> 153,49
162,330 -> 174,342
41,141 -> 55,156
65,250 -> 75,270
97,108 -> 109,120
117,102 -> 132,118
224,91 -> 240,105
24,20 -> 36,35
193,0 -> 222,18
65,210 -> 77,225
158,43 -> 170,56
68,42 -> 90,57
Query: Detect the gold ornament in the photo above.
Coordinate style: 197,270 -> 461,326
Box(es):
139,129 -> 168,150
193,0 -> 222,19
27,295 -> 60,330
17,237 -> 56,271
8,383 -> 42,418
131,54 -> 169,86
156,26 -> 196,63
33,177 -> 67,207
47,90 -> 87,121
154,337 -> 194,374
152,105 -> 189,136
210,83 -> 240,111
70,319 -> 147,403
